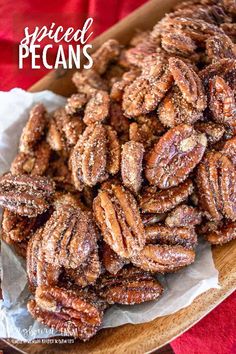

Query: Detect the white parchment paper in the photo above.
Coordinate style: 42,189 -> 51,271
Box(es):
0,88 -> 220,342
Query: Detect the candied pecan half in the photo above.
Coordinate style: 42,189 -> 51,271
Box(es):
195,121 -> 225,144
0,173 -> 55,217
41,204 -> 98,268
65,93 -> 88,115
28,285 -> 105,341
206,34 -> 236,62
83,91 -> 110,125
92,39 -> 121,74
1,208 -> 44,243
19,103 -> 47,153
47,108 -> 84,154
145,224 -> 197,249
161,17 -> 224,43
221,136 -> 236,164
165,205 -> 202,228
161,31 -> 197,56
27,228 -> 61,293
205,221 -> 236,245
209,76 -> 236,130
64,248 -> 101,287
132,244 -> 195,273
96,266 -> 163,305
110,69 -> 140,102
70,124 -> 120,190
168,57 -> 206,110
72,69 -> 108,97
93,184 -> 145,259
124,39 -> 158,68
140,179 -> 194,213
121,141 -> 144,194
145,124 -> 207,189
200,58 -> 236,90
122,60 -> 173,117
170,2 -> 230,24
102,242 -> 127,275
11,141 -> 51,176
197,151 -> 236,221
158,87 -> 203,128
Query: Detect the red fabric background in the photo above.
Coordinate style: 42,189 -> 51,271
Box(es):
0,0 -> 235,353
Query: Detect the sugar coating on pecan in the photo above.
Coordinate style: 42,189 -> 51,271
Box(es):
145,124 -> 207,189
158,86 -> 203,128
145,224 -> 197,249
110,69 -> 140,102
221,136 -> 236,165
83,91 -> 110,125
1,208 -> 48,244
47,108 -> 84,154
165,204 -> 202,228
205,221 -> 236,245
122,60 -> 173,117
19,103 -> 47,153
65,93 -> 88,115
27,228 -> 61,293
159,17 -> 224,43
121,141 -> 144,194
206,34 -> 236,62
194,121 -> 225,144
64,248 -> 101,287
140,179 -> 194,213
131,244 -> 195,273
102,242 -> 128,275
168,57 -> 206,110
91,39 -> 121,74
11,141 -> 51,176
41,204 -> 98,268
96,266 -> 163,305
0,173 -> 55,217
161,31 -> 197,56
93,184 -> 145,259
197,151 -> 236,221
70,124 -> 120,190
209,75 -> 236,130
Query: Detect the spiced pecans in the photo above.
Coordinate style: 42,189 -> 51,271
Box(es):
1,0 -> 236,342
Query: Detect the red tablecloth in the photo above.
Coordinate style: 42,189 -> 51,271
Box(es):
0,1 -> 235,353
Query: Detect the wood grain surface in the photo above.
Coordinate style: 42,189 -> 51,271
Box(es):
2,0 -> 236,352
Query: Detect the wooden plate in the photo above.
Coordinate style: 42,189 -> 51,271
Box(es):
4,0 -> 236,352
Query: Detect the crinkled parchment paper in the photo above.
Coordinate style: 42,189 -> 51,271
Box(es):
0,88 -> 219,342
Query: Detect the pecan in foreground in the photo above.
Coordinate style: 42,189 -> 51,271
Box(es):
93,183 -> 145,259
28,285 -> 106,341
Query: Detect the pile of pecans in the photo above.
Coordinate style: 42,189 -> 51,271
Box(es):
1,0 -> 236,341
